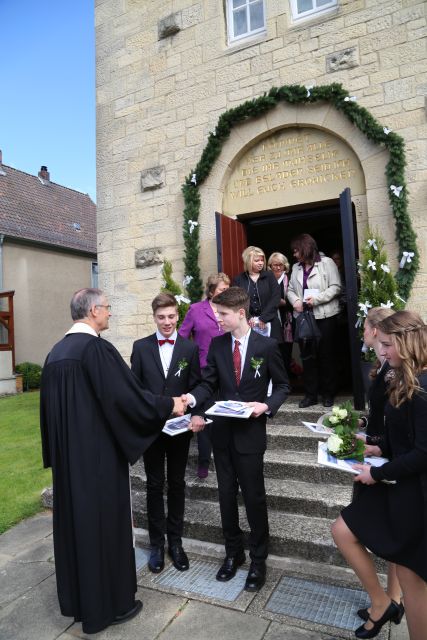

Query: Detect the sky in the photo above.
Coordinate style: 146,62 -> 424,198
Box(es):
0,1 -> 96,201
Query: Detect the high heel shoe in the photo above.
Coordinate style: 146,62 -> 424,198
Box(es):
357,599 -> 404,624
355,601 -> 400,639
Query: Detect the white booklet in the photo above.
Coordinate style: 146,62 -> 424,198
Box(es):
302,421 -> 333,435
162,414 -> 212,436
205,400 -> 253,419
317,441 -> 389,475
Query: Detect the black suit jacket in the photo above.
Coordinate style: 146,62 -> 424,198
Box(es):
192,331 -> 289,454
131,333 -> 201,399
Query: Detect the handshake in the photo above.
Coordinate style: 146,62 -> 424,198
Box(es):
172,394 -> 191,417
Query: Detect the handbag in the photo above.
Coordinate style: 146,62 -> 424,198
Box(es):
294,307 -> 321,343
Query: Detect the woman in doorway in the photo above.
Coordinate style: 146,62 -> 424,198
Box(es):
267,251 -> 293,378
179,272 -> 230,478
233,246 -> 282,342
354,307 -> 402,623
287,233 -> 341,408
332,310 -> 427,640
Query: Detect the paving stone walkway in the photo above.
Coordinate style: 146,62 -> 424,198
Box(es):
0,512 -> 408,640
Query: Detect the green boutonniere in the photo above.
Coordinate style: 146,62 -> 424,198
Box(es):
174,358 -> 189,377
250,357 -> 264,378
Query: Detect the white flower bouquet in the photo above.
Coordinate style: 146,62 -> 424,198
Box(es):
323,402 -> 365,461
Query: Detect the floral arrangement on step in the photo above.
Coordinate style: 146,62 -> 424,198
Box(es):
323,402 -> 365,461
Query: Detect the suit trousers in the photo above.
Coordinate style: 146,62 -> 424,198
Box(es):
213,439 -> 269,564
299,314 -> 338,399
143,431 -> 192,548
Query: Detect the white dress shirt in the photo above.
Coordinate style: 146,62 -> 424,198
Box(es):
156,330 -> 177,377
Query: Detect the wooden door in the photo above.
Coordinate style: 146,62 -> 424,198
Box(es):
215,212 -> 247,282
339,188 -> 365,409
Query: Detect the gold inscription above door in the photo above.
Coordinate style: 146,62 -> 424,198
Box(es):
223,127 -> 365,215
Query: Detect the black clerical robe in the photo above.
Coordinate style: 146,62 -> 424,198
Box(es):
40,332 -> 173,634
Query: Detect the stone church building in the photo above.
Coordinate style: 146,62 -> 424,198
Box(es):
96,0 -> 426,358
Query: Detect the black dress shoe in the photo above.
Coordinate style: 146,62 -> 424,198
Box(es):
148,547 -> 164,573
216,551 -> 246,582
355,601 -> 400,638
323,396 -> 334,407
358,600 -> 404,624
168,545 -> 189,571
111,599 -> 143,625
244,561 -> 266,592
299,396 -> 318,408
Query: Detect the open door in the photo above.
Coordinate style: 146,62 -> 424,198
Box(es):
339,188 -> 365,409
215,212 -> 247,282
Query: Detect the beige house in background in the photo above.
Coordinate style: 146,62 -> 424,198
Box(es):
96,0 -> 427,359
0,152 -> 97,368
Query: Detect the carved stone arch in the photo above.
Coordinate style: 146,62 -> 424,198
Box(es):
198,102 -> 394,277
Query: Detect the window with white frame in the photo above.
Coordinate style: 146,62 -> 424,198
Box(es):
227,0 -> 266,43
290,0 -> 337,22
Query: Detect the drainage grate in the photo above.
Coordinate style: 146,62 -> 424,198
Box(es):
135,547 -> 150,572
152,559 -> 246,601
266,576 -> 370,630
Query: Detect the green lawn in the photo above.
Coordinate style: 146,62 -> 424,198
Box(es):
0,391 -> 51,534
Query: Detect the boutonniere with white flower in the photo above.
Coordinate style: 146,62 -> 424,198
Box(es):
174,358 -> 188,377
250,357 -> 264,379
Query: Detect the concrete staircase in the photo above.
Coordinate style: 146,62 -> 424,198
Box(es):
130,396 -> 358,568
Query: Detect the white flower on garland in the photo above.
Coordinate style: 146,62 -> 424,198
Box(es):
305,84 -> 314,97
367,238 -> 378,251
358,301 -> 372,316
383,127 -> 392,135
344,95 -> 357,102
399,251 -> 414,268
182,275 -> 193,287
381,300 -> 394,309
390,184 -> 403,197
190,173 -> 197,185
367,259 -> 376,271
175,294 -> 190,305
188,220 -> 198,234
380,263 -> 391,273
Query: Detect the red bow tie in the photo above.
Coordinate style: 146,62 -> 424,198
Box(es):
158,338 -> 175,346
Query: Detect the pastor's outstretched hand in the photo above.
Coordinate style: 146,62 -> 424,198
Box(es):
172,395 -> 187,416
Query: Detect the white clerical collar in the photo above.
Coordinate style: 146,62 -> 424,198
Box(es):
66,322 -> 99,337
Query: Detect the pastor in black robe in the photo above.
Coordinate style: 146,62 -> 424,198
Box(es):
40,330 -> 174,634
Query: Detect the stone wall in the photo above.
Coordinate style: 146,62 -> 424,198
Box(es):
96,0 -> 427,355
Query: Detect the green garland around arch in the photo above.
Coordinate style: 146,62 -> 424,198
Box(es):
181,82 -> 419,303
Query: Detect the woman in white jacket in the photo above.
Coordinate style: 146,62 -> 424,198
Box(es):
287,233 -> 341,408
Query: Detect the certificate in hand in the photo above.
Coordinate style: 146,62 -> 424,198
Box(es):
317,442 -> 389,475
162,414 -> 212,436
205,401 -> 253,419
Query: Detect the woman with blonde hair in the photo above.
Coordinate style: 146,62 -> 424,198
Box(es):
233,246 -> 282,342
332,311 -> 427,639
267,251 -> 293,377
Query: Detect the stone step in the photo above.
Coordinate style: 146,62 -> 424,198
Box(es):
131,472 -> 352,519
132,494 -> 348,567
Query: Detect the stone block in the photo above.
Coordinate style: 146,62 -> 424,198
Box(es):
181,3 -> 203,29
158,12 -> 181,39
135,247 -> 163,269
141,166 -> 165,191
384,77 -> 415,104
326,47 -> 359,73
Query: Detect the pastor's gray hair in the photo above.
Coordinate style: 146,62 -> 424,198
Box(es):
70,288 -> 104,320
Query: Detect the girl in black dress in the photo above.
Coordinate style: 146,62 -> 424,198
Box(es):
354,307 -> 402,622
332,311 -> 427,640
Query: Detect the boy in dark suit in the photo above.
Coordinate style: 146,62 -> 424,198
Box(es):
186,287 -> 289,591
131,293 -> 204,574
